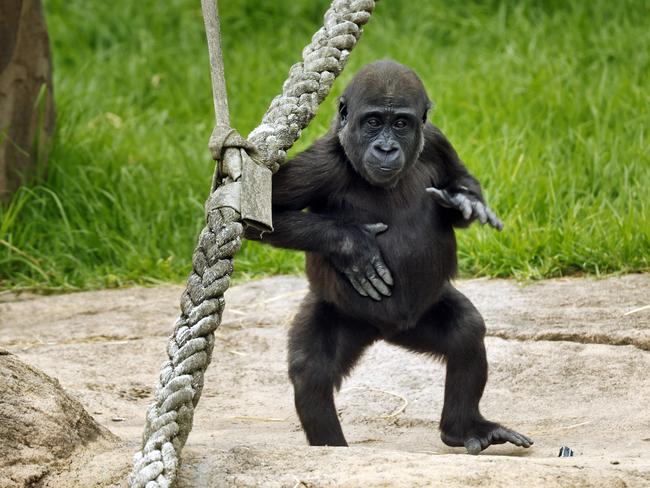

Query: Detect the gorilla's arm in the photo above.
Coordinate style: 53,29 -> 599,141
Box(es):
244,145 -> 341,251
424,125 -> 503,230
245,137 -> 393,300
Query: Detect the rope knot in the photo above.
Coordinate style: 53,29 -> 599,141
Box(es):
208,125 -> 254,162
208,125 -> 279,174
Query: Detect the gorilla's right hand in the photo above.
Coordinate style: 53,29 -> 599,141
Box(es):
329,222 -> 394,301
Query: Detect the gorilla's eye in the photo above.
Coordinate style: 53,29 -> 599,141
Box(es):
366,117 -> 381,128
393,119 -> 408,129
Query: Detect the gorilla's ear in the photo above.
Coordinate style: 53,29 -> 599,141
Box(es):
338,96 -> 348,127
423,100 -> 432,123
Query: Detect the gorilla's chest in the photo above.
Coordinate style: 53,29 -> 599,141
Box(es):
328,185 -> 456,301
325,184 -> 445,244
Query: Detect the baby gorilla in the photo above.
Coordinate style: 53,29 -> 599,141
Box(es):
248,60 -> 532,454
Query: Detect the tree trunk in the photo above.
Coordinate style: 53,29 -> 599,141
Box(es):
0,0 -> 55,202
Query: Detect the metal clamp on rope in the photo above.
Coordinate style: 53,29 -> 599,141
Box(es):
207,125 -> 274,233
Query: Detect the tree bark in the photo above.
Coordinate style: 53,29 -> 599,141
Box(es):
0,0 -> 55,201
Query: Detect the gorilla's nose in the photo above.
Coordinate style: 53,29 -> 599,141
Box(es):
372,141 -> 399,162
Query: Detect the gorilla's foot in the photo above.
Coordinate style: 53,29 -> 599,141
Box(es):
441,421 -> 533,455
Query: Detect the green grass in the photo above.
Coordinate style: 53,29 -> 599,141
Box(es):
1,0 -> 648,291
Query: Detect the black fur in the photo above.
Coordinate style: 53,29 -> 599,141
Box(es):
247,60 -> 532,453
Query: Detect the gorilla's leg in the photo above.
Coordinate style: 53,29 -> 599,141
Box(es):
288,293 -> 379,446
387,285 -> 533,454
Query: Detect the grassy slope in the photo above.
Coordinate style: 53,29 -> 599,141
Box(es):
1,0 -> 648,291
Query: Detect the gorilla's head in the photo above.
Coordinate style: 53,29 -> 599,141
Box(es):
337,60 -> 431,188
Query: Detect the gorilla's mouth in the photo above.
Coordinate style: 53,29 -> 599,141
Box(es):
368,163 -> 402,178
376,166 -> 396,173
365,164 -> 402,187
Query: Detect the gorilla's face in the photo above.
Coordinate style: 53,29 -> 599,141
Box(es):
337,61 -> 430,188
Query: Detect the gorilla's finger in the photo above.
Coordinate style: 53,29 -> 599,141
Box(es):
426,187 -> 453,207
472,201 -> 488,225
425,187 -> 443,198
345,272 -> 368,297
501,429 -> 525,446
366,265 -> 391,296
458,195 -> 473,220
486,207 -> 504,231
357,275 -> 381,301
512,432 -> 533,447
464,437 -> 482,455
520,433 -> 533,445
508,433 -> 527,447
490,427 -> 511,445
372,256 -> 394,286
364,222 -> 388,235
492,427 -> 532,448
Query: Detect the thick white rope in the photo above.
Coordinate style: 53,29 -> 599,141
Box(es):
249,0 -> 376,170
128,1 -> 375,487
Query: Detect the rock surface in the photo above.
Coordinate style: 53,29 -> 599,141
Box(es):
0,351 -> 116,487
0,274 -> 649,487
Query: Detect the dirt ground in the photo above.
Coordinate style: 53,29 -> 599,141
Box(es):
1,274 -> 649,487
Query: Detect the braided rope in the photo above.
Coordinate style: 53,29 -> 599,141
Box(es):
128,1 -> 375,487
249,0 -> 376,170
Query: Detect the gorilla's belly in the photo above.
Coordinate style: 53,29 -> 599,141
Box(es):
306,216 -> 457,334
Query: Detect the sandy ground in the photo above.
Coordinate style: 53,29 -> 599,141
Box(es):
0,274 -> 649,487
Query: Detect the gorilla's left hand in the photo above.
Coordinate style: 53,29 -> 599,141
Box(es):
426,186 -> 503,231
